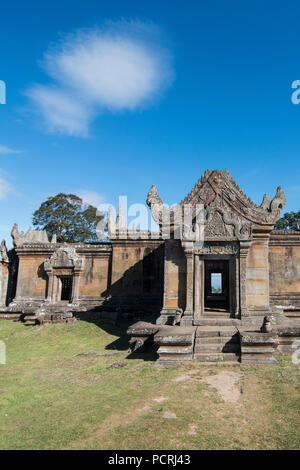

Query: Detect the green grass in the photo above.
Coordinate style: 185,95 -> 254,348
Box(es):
0,319 -> 299,450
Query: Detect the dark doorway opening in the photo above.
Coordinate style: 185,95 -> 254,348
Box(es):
204,260 -> 229,310
60,276 -> 73,302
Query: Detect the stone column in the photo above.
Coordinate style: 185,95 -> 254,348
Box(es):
239,241 -> 251,317
0,261 -> 9,307
52,275 -> 60,303
45,270 -> 54,302
194,255 -> 204,324
235,255 -> 240,318
181,241 -> 194,326
72,271 -> 80,303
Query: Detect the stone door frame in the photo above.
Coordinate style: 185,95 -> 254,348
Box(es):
193,253 -> 239,323
44,247 -> 84,304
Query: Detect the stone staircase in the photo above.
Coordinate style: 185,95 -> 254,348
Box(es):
194,317 -> 241,362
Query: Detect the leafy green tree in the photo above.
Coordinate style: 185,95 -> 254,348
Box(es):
274,210 -> 300,230
33,193 -> 106,243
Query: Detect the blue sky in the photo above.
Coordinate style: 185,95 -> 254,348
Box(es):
1,0 -> 300,245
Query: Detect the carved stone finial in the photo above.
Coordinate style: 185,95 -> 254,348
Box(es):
146,184 -> 163,207
0,240 -> 9,263
11,223 -> 20,247
11,223 -> 50,247
51,234 -> 57,244
116,204 -> 126,230
108,205 -> 116,236
260,194 -> 271,211
270,186 -> 286,221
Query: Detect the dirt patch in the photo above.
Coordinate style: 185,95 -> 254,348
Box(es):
153,396 -> 169,403
163,411 -> 177,419
203,371 -> 242,403
173,372 -> 194,382
107,362 -> 127,369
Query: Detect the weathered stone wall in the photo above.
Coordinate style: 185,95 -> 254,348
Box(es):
163,240 -> 186,311
108,239 -> 164,313
15,252 -> 48,302
76,245 -> 111,301
269,230 -> 300,308
9,239 -> 164,314
0,262 -> 9,307
246,235 -> 270,311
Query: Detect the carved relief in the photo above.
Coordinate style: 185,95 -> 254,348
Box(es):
196,242 -> 239,255
44,246 -> 84,272
11,223 -> 50,247
146,169 -> 286,242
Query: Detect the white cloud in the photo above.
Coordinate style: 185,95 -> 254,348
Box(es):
26,21 -> 174,137
77,190 -> 105,208
0,145 -> 22,155
0,173 -> 13,199
27,85 -> 92,137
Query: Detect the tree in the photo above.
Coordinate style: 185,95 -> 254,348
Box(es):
32,193 -> 106,243
274,210 -> 300,230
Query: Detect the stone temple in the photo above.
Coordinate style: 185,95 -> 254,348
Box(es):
1,169 -> 300,365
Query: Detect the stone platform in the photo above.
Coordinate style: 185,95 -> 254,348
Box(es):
127,315 -> 300,366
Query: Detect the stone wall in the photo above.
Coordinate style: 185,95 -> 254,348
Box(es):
269,230 -> 300,309
246,231 -> 270,312
9,238 -> 164,315
162,239 -> 186,311
14,251 -> 47,303
108,238 -> 164,313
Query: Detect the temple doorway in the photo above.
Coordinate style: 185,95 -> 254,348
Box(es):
60,276 -> 73,302
204,260 -> 229,311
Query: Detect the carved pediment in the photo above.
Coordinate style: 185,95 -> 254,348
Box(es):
146,169 -> 286,241
44,246 -> 84,271
205,212 -> 231,239
181,169 -> 286,226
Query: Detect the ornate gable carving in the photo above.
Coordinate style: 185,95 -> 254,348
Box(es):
44,246 -> 84,271
146,169 -> 286,242
205,212 -> 231,239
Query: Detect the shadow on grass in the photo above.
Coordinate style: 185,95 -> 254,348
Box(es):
77,318 -> 159,362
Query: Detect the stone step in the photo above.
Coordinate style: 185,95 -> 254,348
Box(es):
194,352 -> 240,362
194,343 -> 240,353
196,326 -> 238,337
197,318 -> 239,326
195,336 -> 239,344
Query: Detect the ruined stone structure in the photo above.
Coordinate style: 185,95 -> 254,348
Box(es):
1,169 -> 300,364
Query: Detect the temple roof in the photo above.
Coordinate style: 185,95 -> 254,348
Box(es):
146,169 -> 286,235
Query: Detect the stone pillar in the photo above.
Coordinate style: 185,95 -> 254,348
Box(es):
181,241 -> 194,326
52,275 -> 60,303
72,271 -> 80,303
194,255 -> 204,324
235,255 -> 240,318
0,261 -> 9,307
45,270 -> 54,302
239,241 -> 251,317
156,239 -> 185,325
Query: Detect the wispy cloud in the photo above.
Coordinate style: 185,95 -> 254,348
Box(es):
26,20 -> 174,137
0,172 -> 14,199
0,145 -> 22,155
78,190 -> 105,208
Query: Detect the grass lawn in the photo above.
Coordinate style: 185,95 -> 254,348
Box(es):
0,318 -> 299,450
